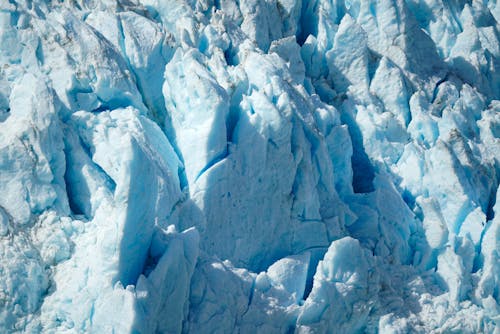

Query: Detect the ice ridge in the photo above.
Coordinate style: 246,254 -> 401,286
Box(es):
0,0 -> 499,333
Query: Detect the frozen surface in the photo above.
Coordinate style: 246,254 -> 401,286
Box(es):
0,0 -> 499,333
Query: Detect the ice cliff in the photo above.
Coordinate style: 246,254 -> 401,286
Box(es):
0,0 -> 499,332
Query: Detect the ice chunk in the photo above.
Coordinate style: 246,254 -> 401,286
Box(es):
0,229 -> 49,331
266,253 -> 310,302
119,11 -> 172,121
436,236 -> 475,303
163,48 -> 229,186
475,186 -> 500,309
269,36 -> 305,84
370,57 -> 411,126
84,11 -> 121,51
188,254 -> 302,333
414,196 -> 449,269
346,174 -> 415,265
407,91 -> 439,147
326,14 -> 369,97
187,256 -> 256,333
31,212 -> 73,266
70,107 -> 182,284
459,207 -> 486,247
297,237 -> 379,333
276,0 -> 302,37
325,124 -> 353,197
40,107 -> 184,332
0,73 -> 67,224
423,140 -> 476,233
135,227 -> 199,333
40,9 -> 145,112
449,4 -> 500,98
239,0 -> 282,51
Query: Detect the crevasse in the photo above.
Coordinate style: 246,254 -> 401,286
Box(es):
0,0 -> 499,333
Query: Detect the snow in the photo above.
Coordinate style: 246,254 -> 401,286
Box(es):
0,0 -> 499,333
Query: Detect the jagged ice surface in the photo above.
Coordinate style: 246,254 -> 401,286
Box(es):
0,0 -> 499,332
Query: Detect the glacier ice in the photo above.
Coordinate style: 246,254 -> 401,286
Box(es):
0,0 -> 499,333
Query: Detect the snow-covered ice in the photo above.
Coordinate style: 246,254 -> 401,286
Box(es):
0,0 -> 499,332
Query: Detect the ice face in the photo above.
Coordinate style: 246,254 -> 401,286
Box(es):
0,0 -> 499,333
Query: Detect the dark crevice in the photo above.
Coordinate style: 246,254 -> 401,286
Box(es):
35,39 -> 44,65
90,96 -> 137,114
239,278 -> 256,320
302,247 -> 329,301
351,151 -> 375,193
367,49 -> 382,85
226,105 -> 240,143
402,189 -> 417,211
63,126 -> 117,219
431,74 -> 449,104
195,148 -> 229,182
303,270 -> 314,301
0,205 -> 13,236
63,134 -> 88,218
70,132 -> 117,193
0,107 -> 10,123
116,15 -> 146,107
486,184 -> 498,221
226,79 -> 248,142
90,104 -> 110,113
64,176 -> 85,217
178,165 -> 189,191
297,2 -> 318,46
340,108 -> 375,193
112,14 -> 189,196
223,41 -> 238,66
141,245 -> 159,277
472,227 -> 487,273
472,192 -> 496,273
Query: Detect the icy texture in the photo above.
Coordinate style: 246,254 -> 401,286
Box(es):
0,0 -> 499,333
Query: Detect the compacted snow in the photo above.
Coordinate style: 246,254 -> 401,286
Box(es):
0,0 -> 499,332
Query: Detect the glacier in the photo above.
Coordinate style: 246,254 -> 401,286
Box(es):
0,0 -> 499,332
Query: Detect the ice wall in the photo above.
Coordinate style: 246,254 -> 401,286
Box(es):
0,0 -> 498,333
